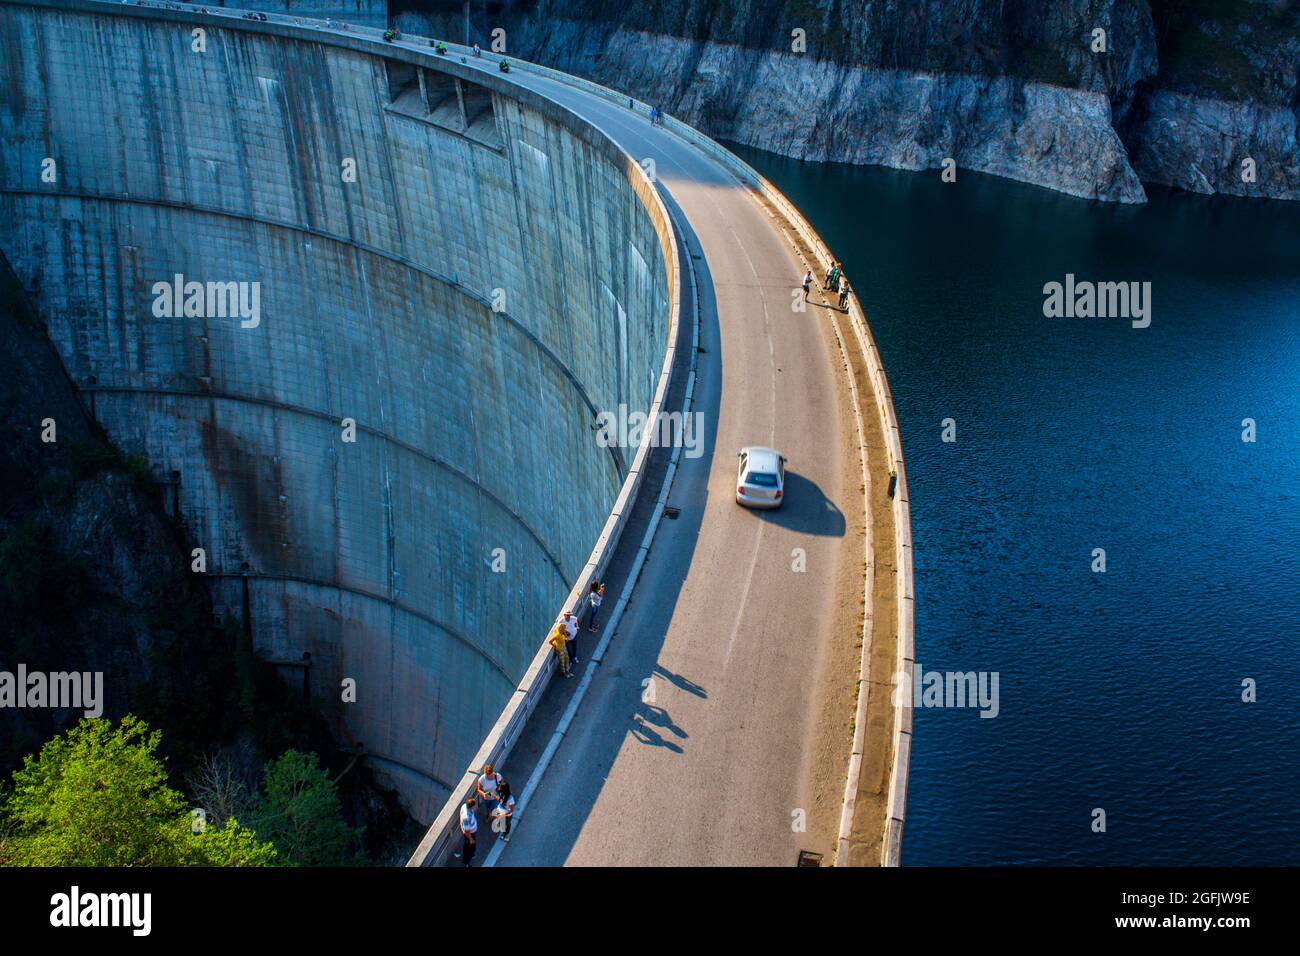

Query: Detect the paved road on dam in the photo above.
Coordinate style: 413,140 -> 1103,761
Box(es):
457,64 -> 867,865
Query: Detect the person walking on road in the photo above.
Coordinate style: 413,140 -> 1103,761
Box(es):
802,270 -> 814,301
586,581 -> 606,632
549,626 -> 573,677
476,763 -> 502,816
457,798 -> 478,866
491,779 -> 516,842
838,274 -> 850,310
561,610 -> 580,665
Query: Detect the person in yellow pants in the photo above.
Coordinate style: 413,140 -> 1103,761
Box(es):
549,626 -> 572,677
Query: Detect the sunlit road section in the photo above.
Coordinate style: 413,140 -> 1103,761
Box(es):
468,66 -> 867,866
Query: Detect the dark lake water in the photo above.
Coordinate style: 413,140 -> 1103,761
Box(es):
731,143 -> 1300,865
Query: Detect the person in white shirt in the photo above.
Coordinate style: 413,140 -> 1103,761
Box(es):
562,611 -> 580,665
491,779 -> 517,841
802,270 -> 813,301
476,763 -> 502,814
586,581 -> 605,632
457,798 -> 478,866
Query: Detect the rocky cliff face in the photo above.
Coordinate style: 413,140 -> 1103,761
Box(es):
1122,0 -> 1299,199
1125,88 -> 1298,197
0,253 -> 300,775
0,251 -> 211,767
395,0 -> 1298,202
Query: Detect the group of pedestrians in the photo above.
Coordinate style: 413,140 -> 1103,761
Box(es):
456,763 -> 517,866
455,580 -> 607,865
827,261 -> 850,309
548,580 -> 606,678
801,262 -> 851,310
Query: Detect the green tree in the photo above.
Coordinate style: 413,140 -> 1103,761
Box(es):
0,781 -> 14,865
180,816 -> 279,867
1,716 -> 275,867
252,750 -> 356,866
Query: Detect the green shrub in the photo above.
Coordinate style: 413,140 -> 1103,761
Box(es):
2,716 -> 276,867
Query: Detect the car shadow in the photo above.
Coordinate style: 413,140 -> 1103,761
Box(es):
751,470 -> 845,537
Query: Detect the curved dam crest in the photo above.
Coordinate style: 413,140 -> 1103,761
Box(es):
0,0 -> 673,820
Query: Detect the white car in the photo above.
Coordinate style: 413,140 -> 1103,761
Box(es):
735,446 -> 786,509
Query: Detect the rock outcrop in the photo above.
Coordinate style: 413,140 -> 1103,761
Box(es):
394,0 -> 1297,202
1121,0 -> 1299,199
1125,89 -> 1298,198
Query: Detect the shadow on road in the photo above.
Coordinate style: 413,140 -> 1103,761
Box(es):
655,664 -> 708,699
752,470 -> 845,537
477,181 -> 721,865
631,704 -> 687,752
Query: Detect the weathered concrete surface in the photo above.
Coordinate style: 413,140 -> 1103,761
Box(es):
0,0 -> 672,821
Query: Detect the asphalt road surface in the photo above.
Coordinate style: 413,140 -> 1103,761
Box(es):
468,67 -> 866,866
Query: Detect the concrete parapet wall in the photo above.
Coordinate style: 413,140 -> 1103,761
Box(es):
397,32 -> 692,867
0,0 -> 673,821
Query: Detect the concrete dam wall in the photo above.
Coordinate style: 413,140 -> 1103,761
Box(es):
0,0 -> 673,821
